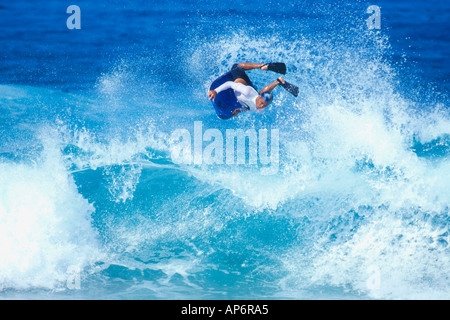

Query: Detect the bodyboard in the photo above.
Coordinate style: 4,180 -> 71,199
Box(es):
209,72 -> 242,120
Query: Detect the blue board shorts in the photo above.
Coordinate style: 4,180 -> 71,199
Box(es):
230,64 -> 257,91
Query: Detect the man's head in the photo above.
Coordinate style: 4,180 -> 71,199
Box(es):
256,92 -> 273,109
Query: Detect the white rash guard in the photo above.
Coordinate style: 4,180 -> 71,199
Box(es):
214,81 -> 264,113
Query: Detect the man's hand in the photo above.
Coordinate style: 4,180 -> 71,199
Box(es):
208,90 -> 217,101
232,108 -> 240,117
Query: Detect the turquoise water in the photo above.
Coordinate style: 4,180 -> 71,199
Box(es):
0,0 -> 449,299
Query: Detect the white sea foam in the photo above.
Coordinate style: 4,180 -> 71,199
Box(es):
0,132 -> 104,290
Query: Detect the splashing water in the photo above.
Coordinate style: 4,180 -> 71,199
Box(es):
0,0 -> 449,299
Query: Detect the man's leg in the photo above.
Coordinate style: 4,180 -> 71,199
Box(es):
231,63 -> 259,90
234,78 -> 248,85
237,62 -> 265,70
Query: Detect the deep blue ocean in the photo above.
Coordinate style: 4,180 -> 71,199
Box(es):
0,0 -> 449,299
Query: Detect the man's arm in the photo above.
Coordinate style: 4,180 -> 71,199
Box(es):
208,81 -> 233,101
232,106 -> 250,117
259,76 -> 285,95
208,81 -> 252,101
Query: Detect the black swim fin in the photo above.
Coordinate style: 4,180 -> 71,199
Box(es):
278,79 -> 299,97
263,62 -> 287,75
